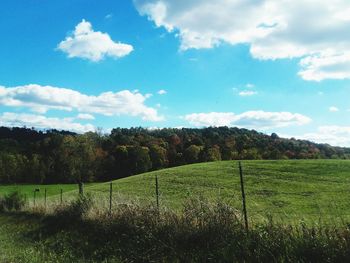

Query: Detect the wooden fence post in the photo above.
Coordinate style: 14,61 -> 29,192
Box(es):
60,189 -> 63,204
155,174 -> 159,210
109,182 -> 113,215
44,188 -> 47,208
33,189 -> 39,207
79,182 -> 84,196
239,161 -> 249,231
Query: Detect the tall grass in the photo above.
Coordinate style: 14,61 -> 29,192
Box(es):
6,195 -> 348,262
0,191 -> 25,212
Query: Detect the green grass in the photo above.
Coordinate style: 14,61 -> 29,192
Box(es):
2,160 -> 350,223
0,183 -> 97,203
0,213 -> 80,262
85,160 -> 350,224
2,159 -> 350,262
2,198 -> 350,262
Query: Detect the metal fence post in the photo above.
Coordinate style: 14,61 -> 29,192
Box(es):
239,161 -> 249,231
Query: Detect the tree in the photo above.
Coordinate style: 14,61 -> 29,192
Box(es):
202,145 -> 222,162
127,146 -> 152,174
28,154 -> 46,183
184,145 -> 201,163
113,145 -> 130,178
149,145 -> 168,170
57,135 -> 98,183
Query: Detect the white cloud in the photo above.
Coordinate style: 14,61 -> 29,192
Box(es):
105,14 -> 113,20
135,0 -> 350,81
184,111 -> 311,129
157,89 -> 167,95
245,83 -> 255,89
329,106 -> 339,112
239,90 -> 257,97
0,112 -> 95,133
299,53 -> 350,81
77,113 -> 95,120
297,126 -> 350,147
0,84 -> 163,121
58,19 -> 133,61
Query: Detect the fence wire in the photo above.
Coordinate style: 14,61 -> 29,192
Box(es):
5,160 -> 350,225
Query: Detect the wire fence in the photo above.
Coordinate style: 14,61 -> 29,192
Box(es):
4,160 -> 350,225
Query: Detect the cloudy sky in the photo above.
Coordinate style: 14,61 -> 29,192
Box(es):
1,0 -> 350,146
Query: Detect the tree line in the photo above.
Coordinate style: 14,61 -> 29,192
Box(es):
0,126 -> 349,184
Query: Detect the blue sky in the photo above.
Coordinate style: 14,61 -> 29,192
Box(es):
1,0 -> 350,146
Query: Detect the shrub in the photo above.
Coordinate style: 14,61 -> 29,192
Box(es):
54,194 -> 93,223
0,191 -> 25,212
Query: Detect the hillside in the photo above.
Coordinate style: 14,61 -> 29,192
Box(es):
4,160 -> 348,224
2,160 -> 350,262
80,160 -> 350,223
1,126 -> 350,185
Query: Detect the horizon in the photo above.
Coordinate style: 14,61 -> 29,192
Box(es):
1,1 -> 350,146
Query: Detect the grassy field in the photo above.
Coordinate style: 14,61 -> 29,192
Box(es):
0,184 -> 81,198
0,212 -> 102,262
86,159 -> 350,224
2,159 -> 350,262
2,160 -> 350,223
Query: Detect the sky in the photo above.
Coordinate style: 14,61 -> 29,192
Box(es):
0,0 -> 350,146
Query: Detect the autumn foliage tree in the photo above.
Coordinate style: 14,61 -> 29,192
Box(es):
0,126 -> 349,184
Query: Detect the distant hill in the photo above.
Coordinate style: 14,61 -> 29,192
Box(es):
0,126 -> 349,184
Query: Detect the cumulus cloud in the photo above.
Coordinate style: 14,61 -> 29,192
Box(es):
135,0 -> 350,81
157,89 -> 167,95
0,112 -> 95,133
297,126 -> 350,147
239,90 -> 257,97
77,113 -> 95,120
329,106 -> 339,112
0,84 -> 163,121
184,111 -> 311,129
58,19 -> 133,61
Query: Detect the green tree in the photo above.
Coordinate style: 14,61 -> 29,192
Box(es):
203,145 -> 222,162
184,145 -> 201,163
149,145 -> 168,170
127,146 -> 152,174
28,154 -> 46,183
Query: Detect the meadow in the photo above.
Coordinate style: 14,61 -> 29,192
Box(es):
2,159 -> 350,262
2,159 -> 350,224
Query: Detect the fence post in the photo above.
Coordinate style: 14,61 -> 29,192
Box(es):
239,161 -> 249,231
109,182 -> 113,215
33,189 -> 39,207
44,188 -> 47,208
60,189 -> 63,204
79,182 -> 84,196
155,174 -> 159,210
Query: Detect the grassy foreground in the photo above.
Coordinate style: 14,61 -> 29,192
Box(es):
1,195 -> 350,263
